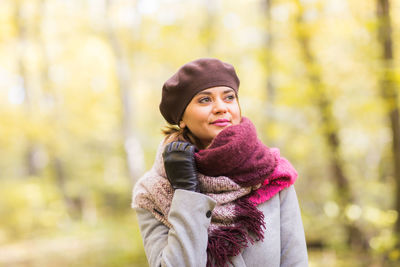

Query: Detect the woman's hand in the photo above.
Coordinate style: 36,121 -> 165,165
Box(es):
162,141 -> 199,192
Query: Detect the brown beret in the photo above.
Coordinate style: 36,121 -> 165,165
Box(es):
159,58 -> 240,125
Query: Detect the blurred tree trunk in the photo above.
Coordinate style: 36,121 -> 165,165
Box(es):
376,0 -> 400,237
264,0 -> 275,104
262,0 -> 277,145
14,2 -> 40,177
294,0 -> 368,250
203,0 -> 217,53
36,0 -> 82,219
53,157 -> 83,219
105,0 -> 144,184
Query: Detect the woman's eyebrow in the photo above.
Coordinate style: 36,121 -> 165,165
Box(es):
197,89 -> 234,96
197,91 -> 212,96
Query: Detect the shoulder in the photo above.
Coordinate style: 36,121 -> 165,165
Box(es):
255,185 -> 300,222
279,185 -> 300,208
131,169 -> 158,209
131,138 -> 170,203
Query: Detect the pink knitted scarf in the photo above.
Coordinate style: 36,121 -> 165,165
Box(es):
132,117 -> 298,267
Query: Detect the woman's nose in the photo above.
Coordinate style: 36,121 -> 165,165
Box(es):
212,98 -> 227,114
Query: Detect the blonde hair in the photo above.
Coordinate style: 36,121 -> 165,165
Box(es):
161,124 -> 204,149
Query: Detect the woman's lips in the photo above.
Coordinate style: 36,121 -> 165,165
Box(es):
212,122 -> 230,127
211,120 -> 231,127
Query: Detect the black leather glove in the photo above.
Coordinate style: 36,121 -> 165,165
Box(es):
162,141 -> 199,192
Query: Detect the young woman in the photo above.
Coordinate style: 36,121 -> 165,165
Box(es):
132,58 -> 308,267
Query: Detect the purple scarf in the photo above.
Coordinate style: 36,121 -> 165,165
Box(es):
195,117 -> 278,267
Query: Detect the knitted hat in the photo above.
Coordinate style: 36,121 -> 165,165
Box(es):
159,58 -> 240,125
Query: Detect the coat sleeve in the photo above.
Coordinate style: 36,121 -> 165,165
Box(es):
279,185 -> 308,267
134,189 -> 217,267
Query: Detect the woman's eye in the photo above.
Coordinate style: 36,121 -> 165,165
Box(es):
225,94 -> 235,101
199,97 -> 211,103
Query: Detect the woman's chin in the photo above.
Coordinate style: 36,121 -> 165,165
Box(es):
211,128 -> 226,139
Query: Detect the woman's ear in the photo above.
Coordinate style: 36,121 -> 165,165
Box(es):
179,121 -> 186,128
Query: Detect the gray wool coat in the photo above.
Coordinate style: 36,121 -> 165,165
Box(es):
134,185 -> 308,267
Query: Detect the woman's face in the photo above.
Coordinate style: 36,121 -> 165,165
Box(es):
180,86 -> 241,148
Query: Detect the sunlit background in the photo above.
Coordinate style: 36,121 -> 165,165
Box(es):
1,0 -> 400,266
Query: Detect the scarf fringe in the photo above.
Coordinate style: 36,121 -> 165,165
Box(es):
206,198 -> 266,267
235,198 -> 266,242
206,226 -> 248,267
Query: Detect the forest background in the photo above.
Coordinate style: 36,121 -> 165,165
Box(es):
1,0 -> 400,266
